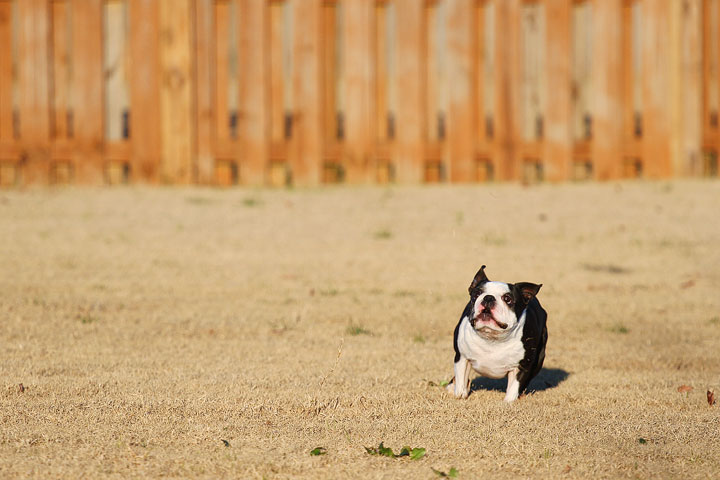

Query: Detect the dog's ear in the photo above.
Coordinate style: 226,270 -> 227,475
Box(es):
514,282 -> 542,302
468,265 -> 490,296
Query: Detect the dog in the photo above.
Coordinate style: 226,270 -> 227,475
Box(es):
447,265 -> 547,402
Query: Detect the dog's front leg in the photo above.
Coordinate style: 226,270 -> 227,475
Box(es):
451,356 -> 472,399
504,368 -> 520,403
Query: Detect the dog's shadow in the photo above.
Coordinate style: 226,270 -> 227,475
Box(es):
470,367 -> 569,394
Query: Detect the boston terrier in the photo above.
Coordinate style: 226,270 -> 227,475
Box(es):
447,265 -> 547,403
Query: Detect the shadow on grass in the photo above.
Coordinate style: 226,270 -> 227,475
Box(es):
469,368 -> 569,394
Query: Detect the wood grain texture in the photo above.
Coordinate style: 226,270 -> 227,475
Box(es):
129,0 -> 162,182
0,0 -> 13,143
159,0 -> 194,184
18,0 -> 51,183
72,0 -> 104,183
238,0 -> 268,185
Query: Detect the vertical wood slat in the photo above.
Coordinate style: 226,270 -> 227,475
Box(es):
129,0 -> 161,182
238,0 -> 268,185
375,1 -> 388,143
51,0 -> 70,140
214,0 -> 231,144
72,0 -> 104,183
394,0 -> 423,182
641,0 -> 671,178
269,0 -> 285,145
195,0 -> 215,184
342,0 -> 372,182
322,1 -> 337,144
678,0 -> 702,176
543,0 -> 571,182
446,0 -> 474,182
292,0 -> 322,186
159,0 -> 194,184
493,0 -> 521,181
701,0 -> 713,144
473,0 -> 485,150
18,0 -> 51,183
0,0 -> 13,143
425,2 -> 438,143
591,0 -> 623,180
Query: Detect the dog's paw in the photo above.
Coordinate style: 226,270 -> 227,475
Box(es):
503,392 -> 519,403
452,385 -> 469,399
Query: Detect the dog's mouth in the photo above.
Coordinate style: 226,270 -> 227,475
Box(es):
472,309 -> 508,330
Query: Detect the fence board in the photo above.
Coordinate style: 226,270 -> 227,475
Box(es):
51,0 -> 70,140
18,0 -> 51,183
159,0 -> 194,183
343,0 -> 372,183
238,0 -> 268,185
129,0 -> 161,182
591,0 -> 623,180
214,0 -> 231,145
72,0 -> 104,183
394,0 -> 423,182
493,0 -> 521,181
0,0 -> 12,143
292,0 -> 321,186
642,0 -> 672,178
194,0 -> 214,184
543,0 -> 571,182
446,0 -> 474,182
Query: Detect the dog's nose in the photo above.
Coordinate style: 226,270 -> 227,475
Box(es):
481,295 -> 495,306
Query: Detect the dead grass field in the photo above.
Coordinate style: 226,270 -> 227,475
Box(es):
1,180 -> 719,479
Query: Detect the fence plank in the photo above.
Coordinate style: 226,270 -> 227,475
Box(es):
676,0 -> 702,175
0,0 -> 13,142
214,0 -> 231,145
493,0 -> 521,181
129,0 -> 161,182
195,0 -> 214,184
543,0 -> 572,182
394,0 -> 423,182
642,0 -> 672,178
292,0 -> 321,186
18,0 -> 51,183
446,0 -> 474,182
591,0 -> 623,180
159,0 -> 194,183
238,0 -> 268,185
343,0 -> 372,183
72,0 -> 104,183
51,0 -> 70,140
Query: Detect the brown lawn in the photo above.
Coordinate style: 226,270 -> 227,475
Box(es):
1,180 -> 719,479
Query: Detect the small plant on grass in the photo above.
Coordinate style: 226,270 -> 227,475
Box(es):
432,467 -> 459,478
79,315 -> 97,324
309,447 -> 326,456
426,379 -> 450,387
365,442 -> 425,460
374,229 -> 393,240
346,323 -> 371,336
608,323 -> 629,334
709,317 -> 720,325
413,333 -> 426,344
242,197 -> 262,207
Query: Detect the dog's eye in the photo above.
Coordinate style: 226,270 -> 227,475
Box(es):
502,293 -> 513,304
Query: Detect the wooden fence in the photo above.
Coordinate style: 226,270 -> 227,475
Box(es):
0,0 -> 717,187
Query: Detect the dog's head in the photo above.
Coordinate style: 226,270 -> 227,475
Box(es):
467,265 -> 541,337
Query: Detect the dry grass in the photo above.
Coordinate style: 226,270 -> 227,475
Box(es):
1,180 -> 719,479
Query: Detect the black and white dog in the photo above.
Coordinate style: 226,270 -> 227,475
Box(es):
447,265 -> 547,403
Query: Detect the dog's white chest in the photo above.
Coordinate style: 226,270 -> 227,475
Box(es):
457,317 -> 525,379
